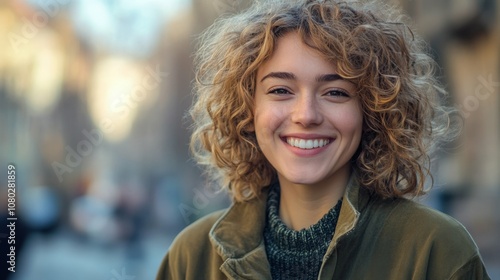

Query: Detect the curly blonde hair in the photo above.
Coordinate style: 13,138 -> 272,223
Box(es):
190,0 -> 452,202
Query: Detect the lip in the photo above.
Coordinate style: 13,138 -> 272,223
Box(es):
281,133 -> 333,139
280,133 -> 335,157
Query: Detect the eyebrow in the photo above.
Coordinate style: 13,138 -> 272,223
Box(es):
316,73 -> 343,83
260,72 -> 296,82
260,72 -> 344,83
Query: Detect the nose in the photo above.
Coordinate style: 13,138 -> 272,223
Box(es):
290,93 -> 323,127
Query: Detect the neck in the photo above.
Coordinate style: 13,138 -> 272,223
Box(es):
278,166 -> 350,230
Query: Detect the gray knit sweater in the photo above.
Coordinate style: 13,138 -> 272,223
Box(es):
263,185 -> 342,280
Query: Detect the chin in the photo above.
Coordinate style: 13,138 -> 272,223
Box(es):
280,172 -> 328,186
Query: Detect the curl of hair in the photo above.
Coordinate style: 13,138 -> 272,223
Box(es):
190,0 -> 455,202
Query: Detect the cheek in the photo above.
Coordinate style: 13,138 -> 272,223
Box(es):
335,106 -> 363,137
254,105 -> 287,138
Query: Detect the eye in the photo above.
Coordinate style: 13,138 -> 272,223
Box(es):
325,89 -> 350,97
268,88 -> 291,95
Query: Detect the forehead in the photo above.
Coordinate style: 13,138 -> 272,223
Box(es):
256,32 -> 339,80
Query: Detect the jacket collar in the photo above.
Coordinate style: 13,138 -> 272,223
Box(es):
209,173 -> 370,279
325,173 -> 371,259
209,187 -> 271,278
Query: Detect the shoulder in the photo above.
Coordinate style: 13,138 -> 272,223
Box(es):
156,209 -> 227,280
387,198 -> 475,245
168,209 -> 226,259
373,198 -> 478,251
367,197 -> 489,278
173,210 -> 226,247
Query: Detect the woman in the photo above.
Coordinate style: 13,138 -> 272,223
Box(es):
157,0 -> 490,279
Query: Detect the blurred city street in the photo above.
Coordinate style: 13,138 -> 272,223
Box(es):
11,229 -> 174,280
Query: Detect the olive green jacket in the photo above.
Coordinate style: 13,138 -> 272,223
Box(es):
157,179 -> 490,279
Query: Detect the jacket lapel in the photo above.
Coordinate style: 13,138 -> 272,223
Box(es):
219,244 -> 271,279
209,188 -> 272,279
319,173 -> 372,278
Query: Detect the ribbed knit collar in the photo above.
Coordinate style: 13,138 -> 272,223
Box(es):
263,183 -> 342,279
265,184 -> 342,250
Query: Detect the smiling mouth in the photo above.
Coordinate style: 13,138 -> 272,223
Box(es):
285,137 -> 331,149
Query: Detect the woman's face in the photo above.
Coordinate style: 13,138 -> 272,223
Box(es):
254,32 -> 363,189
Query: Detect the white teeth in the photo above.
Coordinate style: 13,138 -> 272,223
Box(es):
299,139 -> 306,149
286,137 -> 330,149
